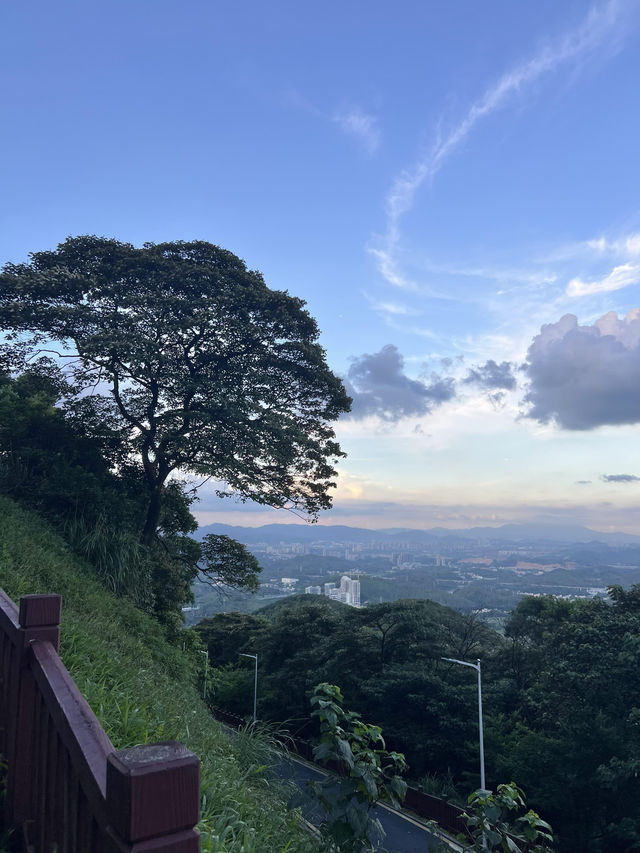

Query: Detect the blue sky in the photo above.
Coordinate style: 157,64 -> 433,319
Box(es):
2,1 -> 640,531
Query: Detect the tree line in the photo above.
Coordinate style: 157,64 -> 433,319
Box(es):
198,592 -> 640,852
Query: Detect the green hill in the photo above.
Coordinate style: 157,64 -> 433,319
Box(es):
257,592 -> 348,618
0,496 -> 317,853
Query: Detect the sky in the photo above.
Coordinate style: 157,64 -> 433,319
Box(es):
2,1 -> 640,532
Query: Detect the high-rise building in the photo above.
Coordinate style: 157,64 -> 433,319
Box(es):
339,575 -> 360,607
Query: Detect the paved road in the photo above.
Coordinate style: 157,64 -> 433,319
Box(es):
214,714 -> 456,851
281,756 -> 450,853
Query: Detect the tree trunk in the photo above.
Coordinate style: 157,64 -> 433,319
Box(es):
141,485 -> 163,547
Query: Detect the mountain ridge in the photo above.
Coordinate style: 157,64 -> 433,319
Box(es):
194,520 -> 640,546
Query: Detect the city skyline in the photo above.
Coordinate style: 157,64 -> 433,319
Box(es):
2,1 -> 639,532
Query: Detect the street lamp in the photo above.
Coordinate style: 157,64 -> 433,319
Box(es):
198,649 -> 209,700
442,657 -> 486,791
239,653 -> 258,723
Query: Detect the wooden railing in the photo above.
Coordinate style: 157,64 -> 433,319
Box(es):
0,589 -> 201,852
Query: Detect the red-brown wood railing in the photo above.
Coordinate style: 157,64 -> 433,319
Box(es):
0,589 -> 201,852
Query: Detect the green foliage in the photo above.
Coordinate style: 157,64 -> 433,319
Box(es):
199,534 -> 261,593
458,783 -> 554,852
63,514 -> 153,608
0,496 -> 319,853
306,683 -> 407,852
0,236 -> 350,617
0,368 -> 133,528
0,369 -> 262,621
0,236 -> 351,547
417,770 -> 464,806
198,596 -> 499,781
492,592 -> 640,851
210,664 -> 256,717
194,575 -> 640,853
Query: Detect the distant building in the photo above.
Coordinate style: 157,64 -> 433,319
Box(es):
306,576 -> 360,607
326,575 -> 360,607
341,575 -> 360,607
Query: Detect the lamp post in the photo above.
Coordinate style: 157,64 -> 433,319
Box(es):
442,657 -> 486,791
239,653 -> 258,723
198,649 -> 209,700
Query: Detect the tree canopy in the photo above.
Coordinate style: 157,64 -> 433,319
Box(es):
0,236 -> 351,545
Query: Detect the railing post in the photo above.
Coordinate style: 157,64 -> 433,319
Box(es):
106,741 -> 200,852
8,594 -> 62,826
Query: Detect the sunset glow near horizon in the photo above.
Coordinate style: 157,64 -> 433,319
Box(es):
2,1 -> 640,533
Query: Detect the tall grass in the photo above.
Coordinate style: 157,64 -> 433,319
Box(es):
0,497 -> 320,853
62,513 -> 153,609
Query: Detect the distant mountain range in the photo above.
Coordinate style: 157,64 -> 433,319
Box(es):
195,520 -> 640,547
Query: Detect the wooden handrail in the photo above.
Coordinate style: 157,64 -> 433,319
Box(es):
0,588 -> 201,851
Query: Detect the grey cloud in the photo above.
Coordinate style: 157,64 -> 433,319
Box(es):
523,310 -> 640,429
575,480 -> 592,485
464,359 -> 517,390
602,474 -> 640,483
343,344 -> 455,421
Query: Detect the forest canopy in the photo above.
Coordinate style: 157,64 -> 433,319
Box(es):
0,237 -> 351,622
0,236 -> 351,544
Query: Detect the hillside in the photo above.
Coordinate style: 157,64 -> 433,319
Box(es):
257,592 -> 348,618
0,496 -> 318,853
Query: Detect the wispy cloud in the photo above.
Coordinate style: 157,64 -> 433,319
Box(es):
282,90 -> 381,155
364,294 -> 423,319
567,262 -> 640,297
584,232 -> 640,255
372,1 -> 629,289
547,230 -> 640,262
602,473 -> 640,483
333,107 -> 381,155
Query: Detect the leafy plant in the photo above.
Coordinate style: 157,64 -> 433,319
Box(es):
306,682 -> 407,852
458,783 -> 554,852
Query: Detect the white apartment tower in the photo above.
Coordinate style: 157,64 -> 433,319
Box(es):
339,575 -> 360,607
305,577 -> 361,607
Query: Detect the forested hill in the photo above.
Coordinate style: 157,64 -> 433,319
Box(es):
0,496 -> 319,853
198,593 -> 502,779
197,588 -> 640,852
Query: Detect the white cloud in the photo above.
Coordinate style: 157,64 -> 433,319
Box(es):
566,262 -> 640,297
524,309 -> 640,429
377,301 -> 418,316
372,0 -> 629,288
542,230 -> 640,263
332,107 -> 381,155
584,232 -> 640,255
364,294 -> 423,318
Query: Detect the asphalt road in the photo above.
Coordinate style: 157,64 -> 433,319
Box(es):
281,755 -> 449,853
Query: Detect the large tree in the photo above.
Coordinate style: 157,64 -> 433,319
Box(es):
0,236 -> 351,545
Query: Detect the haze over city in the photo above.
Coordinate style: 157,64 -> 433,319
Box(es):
2,1 -> 639,532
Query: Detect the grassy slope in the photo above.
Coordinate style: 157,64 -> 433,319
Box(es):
0,497 -> 317,853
